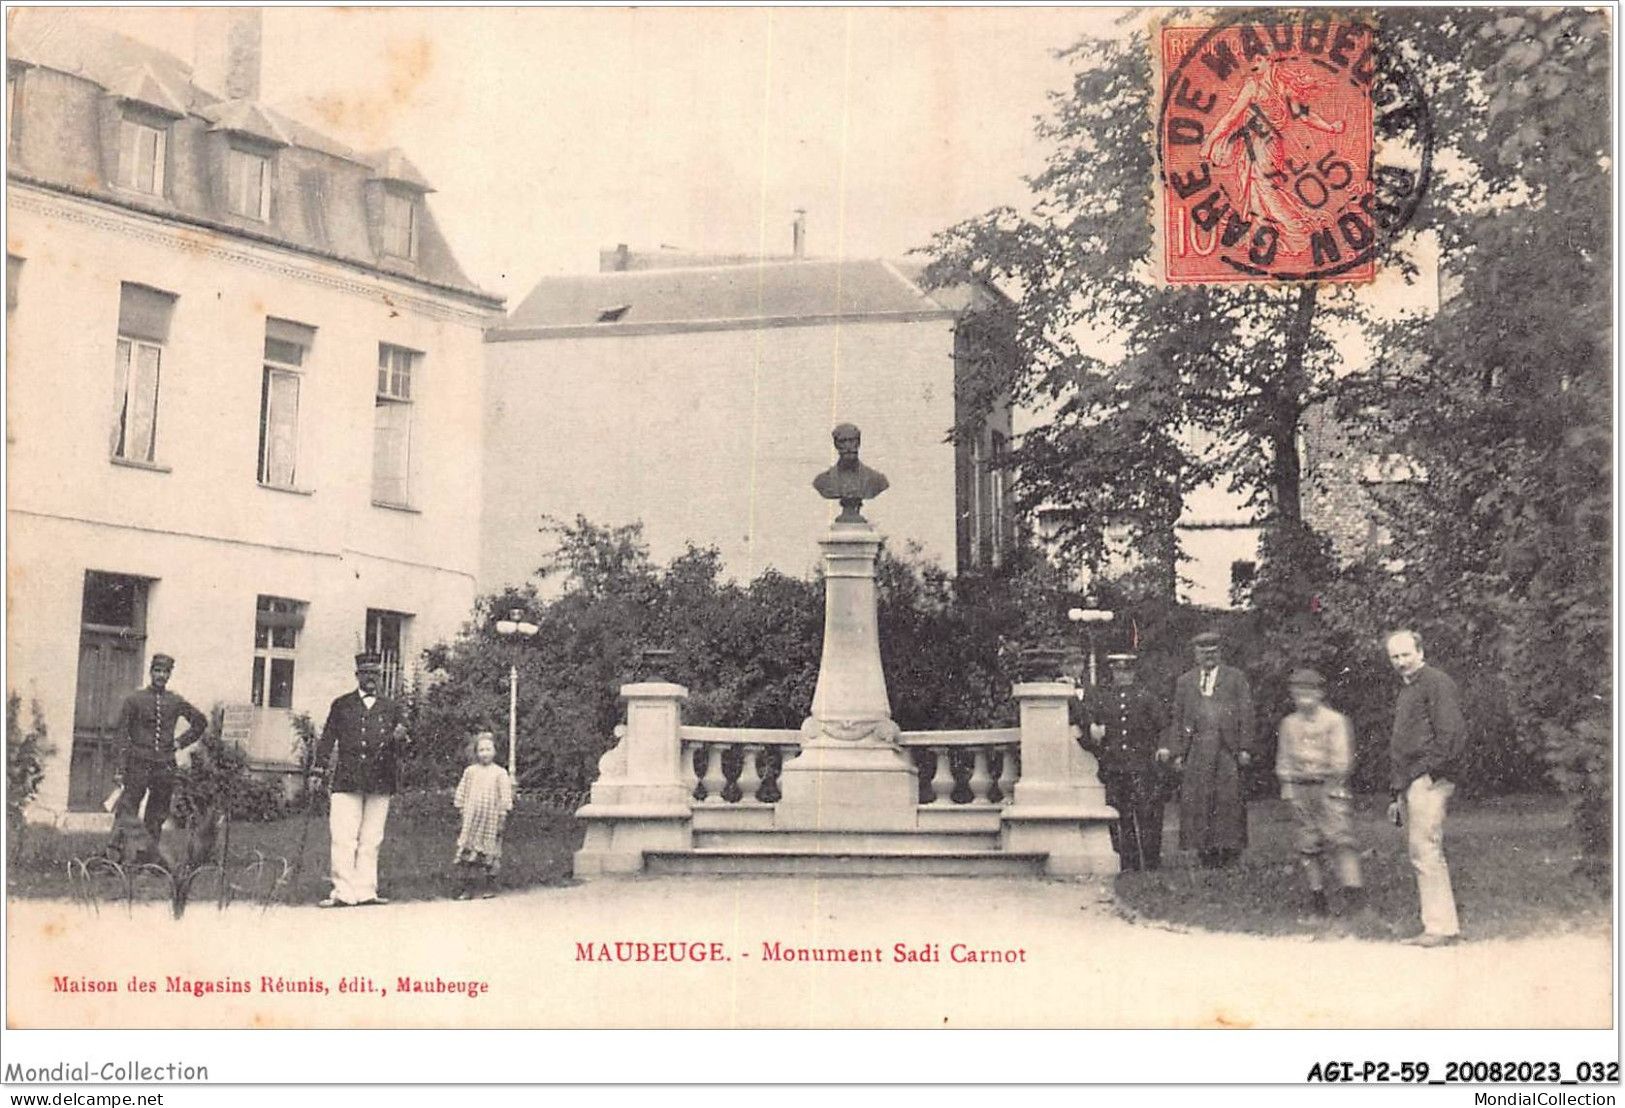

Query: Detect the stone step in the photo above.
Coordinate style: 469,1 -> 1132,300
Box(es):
692,830 -> 1002,852
645,849 -> 1047,877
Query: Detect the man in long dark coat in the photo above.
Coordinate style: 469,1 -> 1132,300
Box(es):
1160,630 -> 1256,867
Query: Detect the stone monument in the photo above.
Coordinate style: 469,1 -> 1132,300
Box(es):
776,423 -> 919,831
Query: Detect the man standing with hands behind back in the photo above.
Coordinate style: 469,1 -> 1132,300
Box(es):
311,652 -> 410,908
1385,629 -> 1468,947
1161,630 -> 1256,868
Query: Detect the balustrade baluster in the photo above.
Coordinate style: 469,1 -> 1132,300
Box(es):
995,745 -> 1018,804
930,746 -> 956,805
721,745 -> 745,803
736,744 -> 763,803
700,743 -> 728,804
684,742 -> 705,803
757,746 -> 784,804
968,747 -> 994,805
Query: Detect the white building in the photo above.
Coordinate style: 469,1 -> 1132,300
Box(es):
5,12 -> 502,821
481,245 -> 1014,591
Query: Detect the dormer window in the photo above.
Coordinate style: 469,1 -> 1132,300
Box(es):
382,189 -> 417,260
117,114 -> 167,196
227,146 -> 271,221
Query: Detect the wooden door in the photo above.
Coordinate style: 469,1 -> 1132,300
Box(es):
67,574 -> 148,811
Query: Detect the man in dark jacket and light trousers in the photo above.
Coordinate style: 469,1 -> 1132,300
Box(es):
1161,630 -> 1256,868
1385,629 -> 1467,947
310,653 -> 410,907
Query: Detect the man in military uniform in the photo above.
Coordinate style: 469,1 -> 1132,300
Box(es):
1084,653 -> 1167,871
310,653 -> 411,907
106,653 -> 209,865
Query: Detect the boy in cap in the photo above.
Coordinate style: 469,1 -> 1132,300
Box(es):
1275,667 -> 1364,918
310,652 -> 411,907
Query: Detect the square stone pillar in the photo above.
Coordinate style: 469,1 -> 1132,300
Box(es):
573,682 -> 694,877
1000,681 -> 1119,875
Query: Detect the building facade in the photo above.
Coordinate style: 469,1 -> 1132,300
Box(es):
6,13 -> 502,821
481,250 -> 1013,591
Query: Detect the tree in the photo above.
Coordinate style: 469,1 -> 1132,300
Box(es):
416,519 -> 1079,797
921,26 -> 1368,597
921,10 -> 1610,861
1342,8 -> 1612,872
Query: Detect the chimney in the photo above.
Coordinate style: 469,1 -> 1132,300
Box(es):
792,210 -> 807,259
615,243 -> 630,271
193,9 -> 263,102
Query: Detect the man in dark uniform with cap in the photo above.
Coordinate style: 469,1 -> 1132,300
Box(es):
1084,653 -> 1167,871
1161,629 -> 1256,867
310,652 -> 410,907
106,653 -> 209,864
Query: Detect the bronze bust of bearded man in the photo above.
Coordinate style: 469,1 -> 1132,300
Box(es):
813,423 -> 889,523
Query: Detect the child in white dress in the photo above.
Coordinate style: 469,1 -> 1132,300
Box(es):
453,733 -> 514,899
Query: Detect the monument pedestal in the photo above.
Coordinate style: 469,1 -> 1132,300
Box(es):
775,740 -> 918,831
774,520 -> 918,833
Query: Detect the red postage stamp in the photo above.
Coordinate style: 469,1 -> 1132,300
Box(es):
1158,16 -> 1387,284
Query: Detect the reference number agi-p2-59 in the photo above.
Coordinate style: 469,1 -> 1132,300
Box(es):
1306,1060 -> 1620,1084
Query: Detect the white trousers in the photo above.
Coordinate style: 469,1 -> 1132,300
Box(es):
328,792 -> 392,904
1405,775 -> 1459,937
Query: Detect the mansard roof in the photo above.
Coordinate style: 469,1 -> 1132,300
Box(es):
7,11 -> 499,308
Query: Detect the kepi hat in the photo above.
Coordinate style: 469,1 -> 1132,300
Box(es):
150,652 -> 176,667
354,651 -> 384,671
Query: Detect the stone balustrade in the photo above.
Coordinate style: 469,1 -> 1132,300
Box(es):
677,725 -> 1024,808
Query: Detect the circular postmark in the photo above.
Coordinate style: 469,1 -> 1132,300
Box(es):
1156,12 -> 1432,283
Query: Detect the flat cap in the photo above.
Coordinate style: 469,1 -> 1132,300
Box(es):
1287,667 -> 1326,689
1190,630 -> 1223,647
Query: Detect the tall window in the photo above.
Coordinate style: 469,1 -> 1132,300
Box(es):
117,115 -> 166,195
373,343 -> 419,506
258,319 -> 314,487
365,609 -> 413,699
382,190 -> 417,259
112,283 -> 176,465
988,431 -> 1010,567
251,595 -> 305,709
6,68 -> 19,152
227,147 -> 270,221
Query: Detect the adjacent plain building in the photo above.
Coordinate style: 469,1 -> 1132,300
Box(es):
5,12 -> 502,821
481,245 -> 1015,591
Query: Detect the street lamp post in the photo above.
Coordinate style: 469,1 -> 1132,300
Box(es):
494,607 -> 539,791
1067,599 -> 1115,689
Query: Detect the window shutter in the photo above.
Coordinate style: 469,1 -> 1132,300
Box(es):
117,282 -> 176,342
263,369 -> 299,485
372,400 -> 411,505
265,317 -> 316,351
126,343 -> 162,462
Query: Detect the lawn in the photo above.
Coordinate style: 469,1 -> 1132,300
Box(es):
5,789 -> 585,907
1115,792 -> 1612,941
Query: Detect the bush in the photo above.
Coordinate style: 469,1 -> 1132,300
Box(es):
171,709 -> 287,825
6,693 -> 53,858
415,519 -> 1081,797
